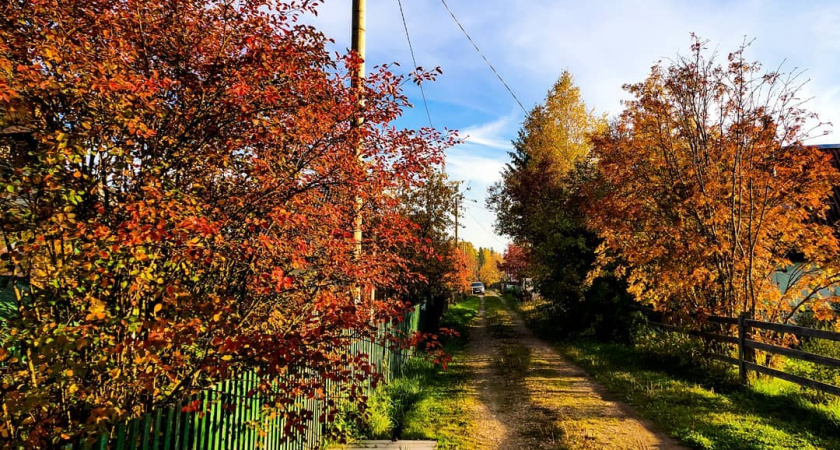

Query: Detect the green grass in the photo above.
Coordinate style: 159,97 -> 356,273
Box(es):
439,295 -> 480,349
507,296 -> 840,449
555,340 -> 840,450
484,295 -> 517,339
328,296 -> 482,449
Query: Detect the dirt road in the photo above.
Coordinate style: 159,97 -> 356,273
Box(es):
462,293 -> 686,450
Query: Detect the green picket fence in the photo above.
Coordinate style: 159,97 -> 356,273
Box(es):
78,306 -> 420,450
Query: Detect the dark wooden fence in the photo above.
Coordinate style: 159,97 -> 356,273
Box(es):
76,306 -> 421,449
651,313 -> 840,396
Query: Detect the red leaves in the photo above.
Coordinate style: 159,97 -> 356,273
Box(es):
181,400 -> 202,413
0,0 -> 453,444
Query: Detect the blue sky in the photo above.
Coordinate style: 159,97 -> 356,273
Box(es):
305,0 -> 840,251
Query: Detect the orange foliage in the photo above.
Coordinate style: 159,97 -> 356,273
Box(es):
0,0 -> 453,445
588,37 -> 840,327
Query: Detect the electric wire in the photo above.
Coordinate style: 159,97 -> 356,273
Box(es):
397,0 -> 434,128
438,0 -> 528,114
466,208 -> 508,248
463,198 -> 494,213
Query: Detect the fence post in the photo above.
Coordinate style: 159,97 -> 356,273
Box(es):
738,312 -> 747,384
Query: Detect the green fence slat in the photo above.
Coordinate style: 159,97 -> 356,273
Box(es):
311,397 -> 318,448
245,374 -> 253,450
246,373 -> 255,450
232,377 -> 241,450
274,403 -> 281,450
173,401 -> 183,450
218,387 -> 225,450
226,381 -> 234,450
240,377 -> 246,450
218,384 -> 226,450
126,419 -> 140,450
163,405 -> 175,450
232,377 -> 240,450
202,391 -> 216,450
97,432 -> 108,450
227,378 -> 236,450
193,393 -> 204,450
203,390 -> 213,450
180,399 -> 191,450
213,387 -> 221,450
151,408 -> 162,450
208,389 -> 217,450
115,422 -> 127,450
254,373 -> 261,450
261,407 -> 268,450
140,413 -> 152,450
242,374 -> 249,450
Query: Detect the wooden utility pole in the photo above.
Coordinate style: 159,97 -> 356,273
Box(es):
352,0 -> 365,303
454,194 -> 459,246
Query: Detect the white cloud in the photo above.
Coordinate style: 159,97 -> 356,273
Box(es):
460,112 -> 518,149
445,145 -> 507,185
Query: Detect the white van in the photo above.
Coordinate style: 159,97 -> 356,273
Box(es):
471,282 -> 485,295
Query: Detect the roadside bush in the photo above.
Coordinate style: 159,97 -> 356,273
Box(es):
325,391 -> 393,443
325,358 -> 436,443
633,324 -> 743,391
439,296 -> 480,348
633,326 -> 707,368
518,275 -> 642,344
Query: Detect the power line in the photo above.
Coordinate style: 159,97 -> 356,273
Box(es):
438,0 -> 528,114
397,0 -> 434,128
465,208 -> 508,248
463,197 -> 494,213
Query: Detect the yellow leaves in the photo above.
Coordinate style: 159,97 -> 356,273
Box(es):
134,250 -> 150,262
153,303 -> 163,316
87,298 -> 107,321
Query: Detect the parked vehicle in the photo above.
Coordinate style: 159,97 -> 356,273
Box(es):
471,281 -> 485,295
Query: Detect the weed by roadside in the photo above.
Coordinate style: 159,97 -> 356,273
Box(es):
325,296 -> 481,449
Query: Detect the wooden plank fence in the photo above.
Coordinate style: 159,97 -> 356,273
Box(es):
650,312 -> 840,396
75,306 -> 421,450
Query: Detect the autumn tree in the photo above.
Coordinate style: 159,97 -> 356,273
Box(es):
459,241 -> 480,283
588,37 -> 840,327
487,71 -> 639,340
396,168 -> 465,331
477,248 -> 502,286
498,243 -> 529,285
0,0 -> 452,445
488,71 -> 603,301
